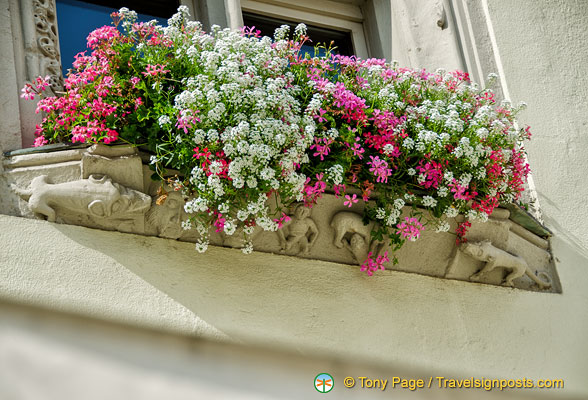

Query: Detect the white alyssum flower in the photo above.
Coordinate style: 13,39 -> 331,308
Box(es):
445,206 -> 459,218
422,196 -> 437,207
158,115 -> 171,127
195,239 -> 208,253
404,193 -> 416,202
181,219 -> 192,230
436,221 -> 450,233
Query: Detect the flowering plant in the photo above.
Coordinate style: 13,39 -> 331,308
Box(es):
21,7 -> 531,272
291,56 -> 531,266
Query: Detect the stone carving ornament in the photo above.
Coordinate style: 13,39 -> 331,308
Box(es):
277,204 -> 319,255
12,174 -> 151,222
145,190 -> 184,239
21,0 -> 63,94
330,211 -> 383,265
460,240 -> 552,289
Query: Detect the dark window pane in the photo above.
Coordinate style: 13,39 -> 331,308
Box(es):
242,12 -> 355,56
56,0 -> 178,75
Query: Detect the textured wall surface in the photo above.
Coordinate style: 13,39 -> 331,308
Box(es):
0,1 -> 22,153
1,215 -> 587,397
390,0 -> 464,71
1,301 -> 550,400
485,0 -> 588,251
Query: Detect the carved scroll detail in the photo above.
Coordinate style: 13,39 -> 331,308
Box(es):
27,0 -> 64,93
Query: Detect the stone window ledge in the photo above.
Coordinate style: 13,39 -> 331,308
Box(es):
2,144 -> 560,293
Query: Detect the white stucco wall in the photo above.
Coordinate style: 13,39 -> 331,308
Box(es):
1,214 -> 586,397
2,301 -> 552,400
483,0 -> 588,251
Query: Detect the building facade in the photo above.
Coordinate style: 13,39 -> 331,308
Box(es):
1,1 -> 587,398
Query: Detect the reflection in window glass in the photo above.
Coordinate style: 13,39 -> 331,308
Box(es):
242,12 -> 355,57
56,0 -> 177,75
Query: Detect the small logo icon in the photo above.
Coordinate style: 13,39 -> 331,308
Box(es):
314,373 -> 334,393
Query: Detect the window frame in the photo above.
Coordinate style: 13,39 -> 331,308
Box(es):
240,0 -> 369,59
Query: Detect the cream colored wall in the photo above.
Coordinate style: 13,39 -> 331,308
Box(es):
479,0 -> 588,251
2,1 -> 588,398
1,214 -> 587,397
1,301 -> 547,400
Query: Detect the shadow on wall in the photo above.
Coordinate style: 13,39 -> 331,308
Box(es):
47,218 -> 567,384
535,189 -> 588,260
2,301 -> 553,400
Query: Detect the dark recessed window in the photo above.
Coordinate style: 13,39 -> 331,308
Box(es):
242,12 -> 355,56
56,0 -> 179,75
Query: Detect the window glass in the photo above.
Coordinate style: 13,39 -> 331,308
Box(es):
242,12 -> 354,57
56,0 -> 178,75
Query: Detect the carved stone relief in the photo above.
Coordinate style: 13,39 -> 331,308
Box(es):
330,211 -> 383,265
21,0 -> 64,94
145,191 -> 184,239
12,174 -> 151,224
460,240 -> 552,290
276,204 -> 319,256
1,145 -> 561,293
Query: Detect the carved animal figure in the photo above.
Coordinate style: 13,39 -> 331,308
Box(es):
460,240 -> 551,289
342,233 -> 369,265
330,211 -> 384,265
13,174 -> 151,222
277,204 -> 318,255
145,191 -> 183,239
330,211 -> 377,248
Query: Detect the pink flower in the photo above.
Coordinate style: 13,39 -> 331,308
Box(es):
333,184 -> 346,198
448,179 -> 477,201
142,64 -> 170,77
456,221 -> 471,245
360,251 -> 390,276
214,215 -> 226,233
343,194 -> 358,207
314,108 -> 327,123
416,160 -> 444,189
176,110 -> 200,133
396,217 -> 424,242
240,26 -> 261,38
302,173 -> 327,206
348,137 -> 365,159
33,135 -> 48,147
34,75 -> 51,92
367,155 -> 392,183
273,213 -> 291,229
20,85 -> 36,100
71,126 -> 88,143
310,137 -> 333,160
102,129 -> 119,144
87,26 -> 120,49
